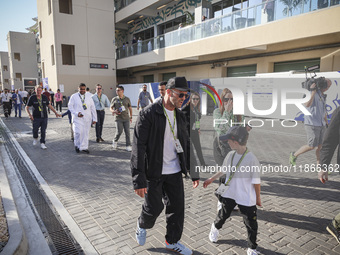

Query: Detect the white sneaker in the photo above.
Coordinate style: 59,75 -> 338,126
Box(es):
209,223 -> 219,243
247,248 -> 261,255
126,146 -> 132,152
165,241 -> 192,255
135,220 -> 147,246
112,141 -> 117,150
33,139 -> 38,146
40,143 -> 47,150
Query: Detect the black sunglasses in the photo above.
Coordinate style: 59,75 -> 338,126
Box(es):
223,98 -> 233,102
171,90 -> 189,99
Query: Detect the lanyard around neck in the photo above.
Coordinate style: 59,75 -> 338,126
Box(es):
225,148 -> 248,186
119,96 -> 125,105
97,94 -> 105,107
37,96 -> 43,111
79,93 -> 85,104
163,104 -> 177,140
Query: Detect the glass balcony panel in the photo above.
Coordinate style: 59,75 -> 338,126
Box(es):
116,0 -> 340,59
246,7 -> 257,27
274,0 -> 287,20
221,15 -> 233,32
291,1 -> 304,16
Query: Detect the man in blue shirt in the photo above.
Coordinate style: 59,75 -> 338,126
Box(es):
137,84 -> 153,110
290,78 -> 332,166
92,84 -> 111,143
12,89 -> 23,117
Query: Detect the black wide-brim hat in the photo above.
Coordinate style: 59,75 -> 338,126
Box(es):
166,77 -> 190,91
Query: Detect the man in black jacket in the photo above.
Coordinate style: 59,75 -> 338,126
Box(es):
131,77 -> 199,255
319,106 -> 340,244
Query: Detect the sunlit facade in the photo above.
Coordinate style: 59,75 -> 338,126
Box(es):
115,0 -> 340,83
37,0 -> 116,97
7,32 -> 39,90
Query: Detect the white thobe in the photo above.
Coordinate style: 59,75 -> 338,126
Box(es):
68,92 -> 97,150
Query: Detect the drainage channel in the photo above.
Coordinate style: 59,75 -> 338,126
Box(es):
0,127 -> 84,255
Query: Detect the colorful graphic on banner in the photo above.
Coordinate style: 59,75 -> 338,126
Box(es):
200,82 -> 222,106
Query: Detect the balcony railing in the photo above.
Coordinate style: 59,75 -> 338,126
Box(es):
116,0 -> 339,59
114,0 -> 136,12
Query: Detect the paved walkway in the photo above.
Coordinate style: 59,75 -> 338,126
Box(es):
1,108 -> 340,255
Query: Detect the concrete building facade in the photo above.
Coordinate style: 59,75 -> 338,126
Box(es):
7,31 -> 39,90
37,0 -> 340,94
0,52 -> 11,90
114,0 -> 340,83
37,0 -> 116,98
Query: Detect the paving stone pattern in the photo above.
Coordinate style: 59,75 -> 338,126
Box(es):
2,109 -> 340,255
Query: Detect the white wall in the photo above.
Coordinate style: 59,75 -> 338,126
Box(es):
7,32 -> 38,90
0,52 -> 11,89
38,0 -> 116,98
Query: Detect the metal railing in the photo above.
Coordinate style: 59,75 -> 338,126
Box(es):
116,0 -> 339,59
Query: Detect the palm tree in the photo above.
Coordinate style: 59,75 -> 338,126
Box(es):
280,0 -> 304,16
183,11 -> 195,26
25,17 -> 38,34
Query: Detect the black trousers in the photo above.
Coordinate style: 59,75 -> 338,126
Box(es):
50,95 -> 54,106
56,101 -> 62,112
191,129 -> 205,165
213,136 -> 232,166
3,102 -> 11,117
95,110 -> 105,139
214,197 -> 258,249
138,172 -> 184,244
33,118 -> 48,144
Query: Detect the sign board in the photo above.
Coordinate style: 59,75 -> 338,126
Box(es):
59,84 -> 64,93
201,72 -> 340,121
23,78 -> 38,91
90,63 -> 108,69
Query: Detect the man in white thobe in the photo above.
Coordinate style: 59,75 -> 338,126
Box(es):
68,83 -> 97,153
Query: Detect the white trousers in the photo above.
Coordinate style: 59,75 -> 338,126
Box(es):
73,118 -> 92,150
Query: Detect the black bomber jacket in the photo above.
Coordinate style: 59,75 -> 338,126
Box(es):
131,99 -> 197,190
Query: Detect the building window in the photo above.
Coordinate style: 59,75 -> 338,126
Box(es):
274,59 -> 320,73
48,0 -> 52,15
162,72 -> 176,82
227,64 -> 257,77
4,79 -> 9,84
14,53 -> 21,61
143,75 -> 154,83
42,62 -> 45,78
16,73 -> 22,81
3,65 -> 7,71
59,0 -> 73,14
134,27 -> 155,42
51,45 -> 55,65
212,0 -> 253,18
158,16 -> 186,35
61,44 -> 75,65
39,21 -> 42,38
